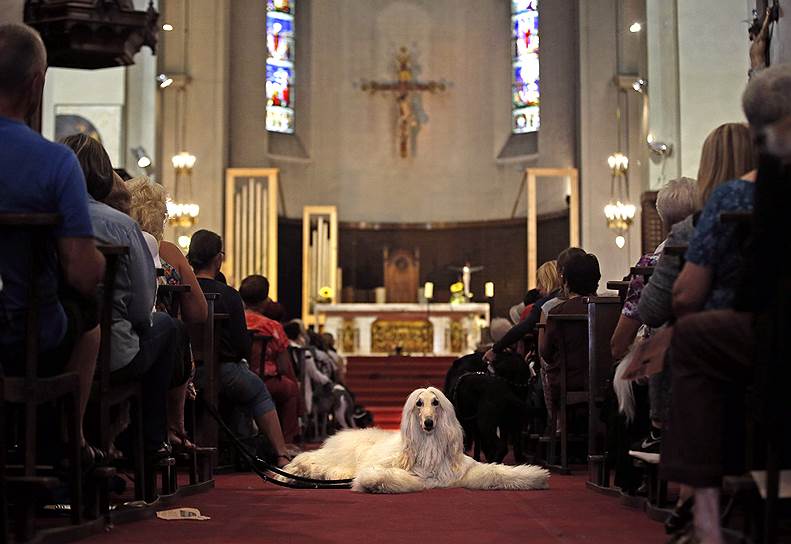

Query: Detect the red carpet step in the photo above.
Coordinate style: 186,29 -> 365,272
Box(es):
346,356 -> 455,430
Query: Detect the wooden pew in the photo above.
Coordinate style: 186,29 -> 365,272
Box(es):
0,213 -> 83,541
542,313 -> 589,474
606,280 -> 630,303
584,296 -> 623,491
187,294 -> 223,480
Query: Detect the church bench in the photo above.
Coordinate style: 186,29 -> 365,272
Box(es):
0,213 -> 84,542
540,313 -> 589,474
187,295 -> 223,480
606,280 -> 630,302
156,283 -> 191,318
584,296 -> 622,491
629,266 -> 654,278
90,244 -> 152,509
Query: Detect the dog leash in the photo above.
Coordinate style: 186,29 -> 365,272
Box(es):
201,398 -> 353,489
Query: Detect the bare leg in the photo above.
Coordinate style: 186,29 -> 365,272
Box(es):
694,487 -> 724,544
254,409 -> 289,467
64,325 -> 100,445
167,384 -> 192,447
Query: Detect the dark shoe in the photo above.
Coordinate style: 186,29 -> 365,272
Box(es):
629,429 -> 662,464
146,442 -> 173,463
665,497 -> 694,535
81,443 -> 108,468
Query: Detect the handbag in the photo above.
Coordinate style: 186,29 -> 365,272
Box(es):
621,324 -> 674,380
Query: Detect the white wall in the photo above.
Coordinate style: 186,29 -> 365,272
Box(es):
227,0 -> 579,223
677,0 -> 750,178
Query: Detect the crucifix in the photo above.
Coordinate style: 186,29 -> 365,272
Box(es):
362,47 -> 446,158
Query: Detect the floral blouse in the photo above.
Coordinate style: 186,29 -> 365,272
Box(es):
622,251 -> 661,320
686,178 -> 755,310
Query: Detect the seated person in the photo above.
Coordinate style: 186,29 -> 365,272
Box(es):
126,175 -> 209,449
283,320 -> 332,416
187,230 -> 293,466
239,274 -> 301,445
0,23 -> 105,461
484,248 -> 586,363
321,332 -> 347,383
658,65 -> 790,543
62,133 -> 181,459
539,252 -> 601,423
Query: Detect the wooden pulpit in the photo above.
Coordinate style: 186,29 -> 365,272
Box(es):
383,247 -> 420,303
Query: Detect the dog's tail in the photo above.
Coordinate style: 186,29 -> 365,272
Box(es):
462,461 -> 549,491
613,352 -> 636,423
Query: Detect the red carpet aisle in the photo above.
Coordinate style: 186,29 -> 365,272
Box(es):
345,356 -> 455,429
83,473 -> 666,543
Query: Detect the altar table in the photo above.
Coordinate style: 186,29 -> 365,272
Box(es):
314,303 -> 490,356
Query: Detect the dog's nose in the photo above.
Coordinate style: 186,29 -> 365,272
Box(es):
424,418 -> 434,430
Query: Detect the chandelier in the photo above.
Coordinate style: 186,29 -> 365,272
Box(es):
604,152 -> 636,240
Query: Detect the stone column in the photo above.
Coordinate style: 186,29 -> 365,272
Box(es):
428,316 -> 451,355
355,316 -> 377,355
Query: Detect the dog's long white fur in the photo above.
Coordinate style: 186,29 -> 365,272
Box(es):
285,387 -> 549,493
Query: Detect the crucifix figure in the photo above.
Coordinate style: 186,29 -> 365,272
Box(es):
362,47 -> 446,158
449,262 -> 484,301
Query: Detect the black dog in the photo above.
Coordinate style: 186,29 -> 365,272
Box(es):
444,351 -> 534,463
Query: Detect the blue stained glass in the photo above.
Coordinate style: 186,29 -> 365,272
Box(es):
511,0 -> 538,134
266,0 -> 295,133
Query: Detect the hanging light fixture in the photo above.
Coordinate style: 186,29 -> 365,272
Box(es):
604,152 -> 636,241
167,0 -> 200,230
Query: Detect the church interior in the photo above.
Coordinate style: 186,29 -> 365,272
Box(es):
1,0 -> 790,542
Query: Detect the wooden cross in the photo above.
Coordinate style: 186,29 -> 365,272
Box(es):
362,47 -> 446,158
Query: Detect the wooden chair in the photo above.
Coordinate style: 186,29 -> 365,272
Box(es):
187,294 -> 222,481
0,213 -> 82,541
606,280 -> 630,303
248,333 -> 272,377
89,244 -> 152,509
543,313 -> 589,474
584,296 -> 623,490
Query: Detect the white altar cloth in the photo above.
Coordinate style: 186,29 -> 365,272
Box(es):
314,303 -> 490,356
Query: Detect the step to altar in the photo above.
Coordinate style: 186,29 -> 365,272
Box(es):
346,355 -> 455,430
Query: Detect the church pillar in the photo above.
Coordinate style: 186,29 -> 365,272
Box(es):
0,0 -> 23,24
578,0 -> 637,284
228,0 -> 269,167
158,0 -> 230,240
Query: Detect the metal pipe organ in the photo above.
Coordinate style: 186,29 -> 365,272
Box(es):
302,206 -> 338,325
224,168 -> 279,295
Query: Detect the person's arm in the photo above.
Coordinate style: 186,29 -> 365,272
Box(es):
124,225 -> 156,329
639,250 -> 683,327
159,240 -> 208,323
672,262 -> 713,317
610,315 -> 642,360
57,237 -> 105,297
537,309 -> 550,359
228,289 -> 252,362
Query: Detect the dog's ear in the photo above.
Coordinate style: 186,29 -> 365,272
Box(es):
435,389 -> 464,458
398,389 -> 422,471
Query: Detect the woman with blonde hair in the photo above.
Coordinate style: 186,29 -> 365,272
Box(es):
536,260 -> 561,296
696,122 -> 757,207
127,176 -> 208,450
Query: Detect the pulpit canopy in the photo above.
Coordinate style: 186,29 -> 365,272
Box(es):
25,0 -> 159,69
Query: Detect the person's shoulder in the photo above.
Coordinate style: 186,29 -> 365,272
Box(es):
90,200 -> 139,229
710,178 -> 756,202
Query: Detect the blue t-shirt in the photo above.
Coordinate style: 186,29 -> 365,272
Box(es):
685,178 -> 755,310
0,116 -> 94,350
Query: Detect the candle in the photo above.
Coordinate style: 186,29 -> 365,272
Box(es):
484,281 -> 495,298
424,282 -> 434,300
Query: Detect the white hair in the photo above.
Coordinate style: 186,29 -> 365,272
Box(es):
743,64 -> 791,130
655,177 -> 697,228
284,387 -> 549,493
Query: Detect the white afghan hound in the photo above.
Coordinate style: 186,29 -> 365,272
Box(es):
285,387 -> 549,493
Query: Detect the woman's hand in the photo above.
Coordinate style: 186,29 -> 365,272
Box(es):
483,348 -> 496,362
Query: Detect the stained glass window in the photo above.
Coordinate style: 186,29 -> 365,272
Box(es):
266,0 -> 295,133
511,0 -> 539,134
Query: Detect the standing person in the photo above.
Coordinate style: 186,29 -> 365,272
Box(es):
0,23 -> 105,460
186,230 -> 293,467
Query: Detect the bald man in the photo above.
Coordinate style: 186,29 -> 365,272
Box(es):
0,23 -> 106,452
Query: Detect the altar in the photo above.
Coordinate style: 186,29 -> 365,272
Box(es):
315,303 -> 490,356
